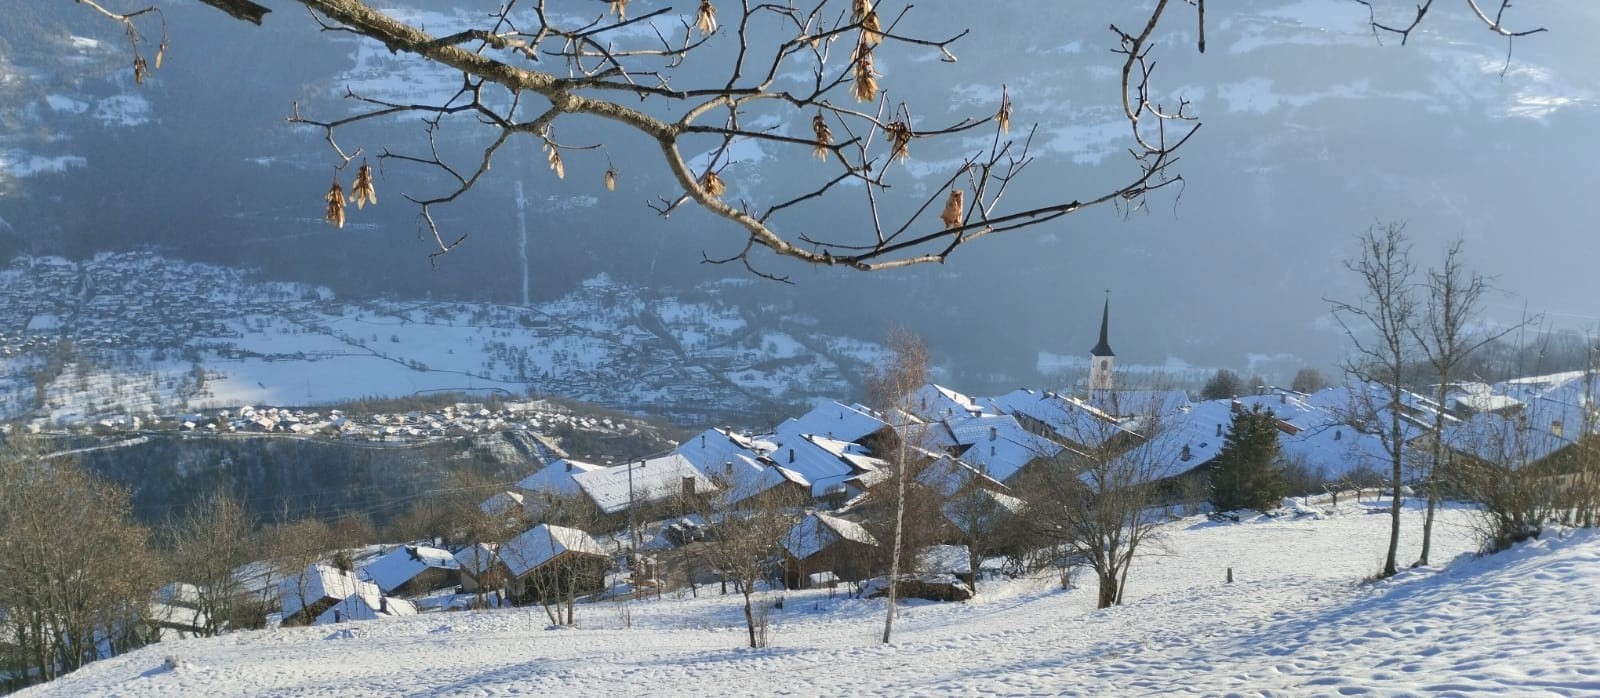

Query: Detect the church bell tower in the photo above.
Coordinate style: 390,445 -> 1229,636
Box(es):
1089,292 -> 1115,391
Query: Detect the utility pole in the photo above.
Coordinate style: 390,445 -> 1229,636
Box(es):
627,459 -> 641,585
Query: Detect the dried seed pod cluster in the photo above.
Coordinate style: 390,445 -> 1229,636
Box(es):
696,1 -> 717,36
812,112 -> 833,161
700,171 -> 726,197
325,178 -> 347,229
885,121 -> 912,162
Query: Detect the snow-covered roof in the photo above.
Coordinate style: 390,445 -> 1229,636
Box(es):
710,453 -> 810,507
148,602 -> 209,632
906,383 -> 986,421
156,582 -> 202,607
361,545 -> 460,594
782,512 -> 878,560
921,413 -> 1062,481
986,389 -> 1131,449
499,524 -> 608,578
1444,397 -> 1590,467
1082,389 -> 1193,420
673,428 -> 768,473
942,489 -> 1025,537
515,458 -> 604,497
915,545 -> 972,575
766,436 -> 860,496
915,455 -> 1005,499
313,593 -> 416,625
452,543 -> 499,577
1123,393 -> 1403,484
280,564 -> 381,620
479,490 -> 526,518
573,454 -> 719,514
772,401 -> 885,444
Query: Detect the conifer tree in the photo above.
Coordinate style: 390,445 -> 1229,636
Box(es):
1209,405 -> 1286,513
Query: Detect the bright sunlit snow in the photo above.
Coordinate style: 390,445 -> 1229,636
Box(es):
22,501 -> 1600,697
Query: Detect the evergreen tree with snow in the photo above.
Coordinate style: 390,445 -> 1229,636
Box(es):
1209,405 -> 1286,513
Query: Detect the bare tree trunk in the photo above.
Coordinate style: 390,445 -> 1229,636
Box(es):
881,453 -> 906,644
1385,444 -> 1402,577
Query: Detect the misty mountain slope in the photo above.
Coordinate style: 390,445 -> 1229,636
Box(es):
24,502 -> 1600,696
1,1 -> 1594,381
0,252 -> 881,426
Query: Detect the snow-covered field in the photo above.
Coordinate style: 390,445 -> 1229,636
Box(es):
24,501 -> 1600,696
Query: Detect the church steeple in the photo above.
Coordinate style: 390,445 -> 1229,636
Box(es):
1089,292 -> 1116,391
1090,294 -> 1114,358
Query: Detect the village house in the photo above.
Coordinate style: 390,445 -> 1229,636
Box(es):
278,564 -> 414,627
782,512 -> 880,589
361,545 -> 462,598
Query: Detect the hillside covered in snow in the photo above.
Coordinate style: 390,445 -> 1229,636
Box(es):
21,502 -> 1600,696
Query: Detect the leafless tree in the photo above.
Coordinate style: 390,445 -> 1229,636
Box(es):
1408,239 -> 1521,565
686,486 -> 805,648
940,476 -> 1022,595
1451,407 -> 1558,553
165,487 -> 256,636
0,438 -> 162,688
261,514 -> 337,621
1290,367 -> 1329,395
1017,401 -> 1172,609
868,327 -> 927,644
1330,222 -> 1418,578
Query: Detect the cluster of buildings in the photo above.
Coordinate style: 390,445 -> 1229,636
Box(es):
141,299 -> 1600,633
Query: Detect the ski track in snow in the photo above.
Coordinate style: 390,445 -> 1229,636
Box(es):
23,503 -> 1600,697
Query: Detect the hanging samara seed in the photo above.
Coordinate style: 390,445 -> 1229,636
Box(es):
696,1 -> 717,35
701,171 -> 726,197
350,161 -> 377,209
812,112 -> 833,161
940,189 -> 964,230
325,178 -> 347,229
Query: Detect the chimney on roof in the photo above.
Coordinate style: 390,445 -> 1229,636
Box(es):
789,448 -> 795,463
565,461 -> 573,472
1216,423 -> 1223,437
989,426 -> 997,442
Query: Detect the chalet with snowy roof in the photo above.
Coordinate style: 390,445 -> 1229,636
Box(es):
147,602 -> 209,640
479,490 -> 528,521
919,413 -> 1064,482
673,427 -> 774,474
496,524 -> 611,605
771,401 -> 887,445
513,458 -> 605,513
987,388 -> 1135,453
782,512 -> 879,589
707,453 -> 812,509
572,454 -> 718,520
906,383 -> 986,422
1120,391 -> 1400,488
768,434 -> 889,503
942,487 -> 1025,541
315,592 -> 416,625
452,543 -> 504,595
361,545 -> 461,598
1443,396 -> 1599,485
279,563 -> 412,627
